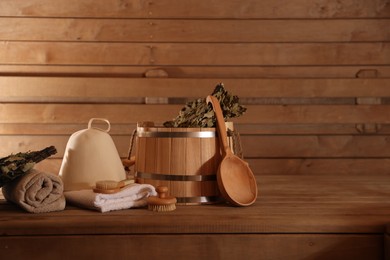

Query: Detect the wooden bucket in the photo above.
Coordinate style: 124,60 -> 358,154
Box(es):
135,121 -> 235,205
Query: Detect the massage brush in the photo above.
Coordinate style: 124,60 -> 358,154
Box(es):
147,186 -> 177,212
93,179 -> 135,194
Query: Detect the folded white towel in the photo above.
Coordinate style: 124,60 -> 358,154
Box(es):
64,183 -> 156,213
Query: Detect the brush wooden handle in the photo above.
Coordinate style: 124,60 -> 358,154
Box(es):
156,186 -> 168,198
148,186 -> 177,205
147,185 -> 177,212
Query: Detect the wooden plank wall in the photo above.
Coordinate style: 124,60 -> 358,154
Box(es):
0,0 -> 389,176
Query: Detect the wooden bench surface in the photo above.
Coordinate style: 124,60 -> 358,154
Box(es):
1,175 -> 390,259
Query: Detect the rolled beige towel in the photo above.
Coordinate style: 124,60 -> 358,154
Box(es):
2,169 -> 66,213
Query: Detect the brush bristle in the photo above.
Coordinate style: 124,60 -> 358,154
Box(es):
148,203 -> 176,212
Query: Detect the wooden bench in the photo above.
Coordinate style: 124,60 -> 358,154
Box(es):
1,75 -> 390,259
1,175 -> 390,259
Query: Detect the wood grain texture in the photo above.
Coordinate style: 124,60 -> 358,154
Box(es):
3,134 -> 390,159
247,158 -> 390,175
3,104 -> 390,124
1,77 -> 390,101
0,0 -> 389,181
16,157 -> 390,177
1,175 -> 389,258
0,1 -> 389,257
1,175 -> 390,235
1,65 -> 390,78
386,232 -> 390,260
3,122 -> 390,136
0,234 -> 383,260
1,42 -> 389,66
1,0 -> 389,18
1,18 -> 389,42
0,104 -> 181,124
241,135 -> 390,158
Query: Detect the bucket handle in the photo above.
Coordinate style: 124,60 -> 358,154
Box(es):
126,129 -> 137,161
122,129 -> 137,177
88,118 -> 111,133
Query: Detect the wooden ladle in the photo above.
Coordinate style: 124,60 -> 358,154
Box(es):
207,95 -> 258,206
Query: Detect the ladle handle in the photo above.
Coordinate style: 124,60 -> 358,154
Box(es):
206,95 -> 232,156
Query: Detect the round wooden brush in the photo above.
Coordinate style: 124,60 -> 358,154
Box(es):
93,179 -> 135,194
147,186 -> 177,212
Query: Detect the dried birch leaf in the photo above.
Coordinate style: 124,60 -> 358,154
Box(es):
164,83 -> 246,128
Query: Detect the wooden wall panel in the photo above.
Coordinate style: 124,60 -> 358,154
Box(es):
1,42 -> 389,66
1,78 -> 389,101
4,135 -> 390,159
1,65 -> 390,78
31,157 -> 390,176
0,104 -> 181,124
1,0 -> 389,18
6,122 -> 390,136
1,18 -> 389,42
0,0 -> 389,177
3,103 -> 390,125
248,158 -> 390,175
